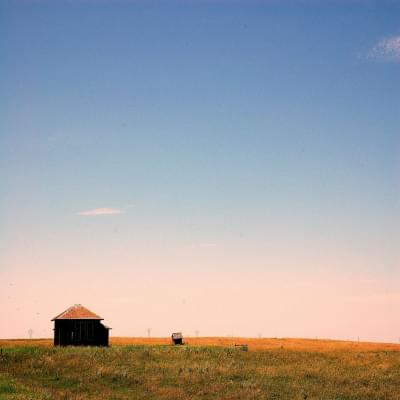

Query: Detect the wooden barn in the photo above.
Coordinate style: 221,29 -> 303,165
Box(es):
52,304 -> 111,346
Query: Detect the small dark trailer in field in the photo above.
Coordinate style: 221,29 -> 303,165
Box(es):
52,304 -> 111,346
171,332 -> 183,345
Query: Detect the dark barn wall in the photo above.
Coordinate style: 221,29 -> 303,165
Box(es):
54,320 -> 109,346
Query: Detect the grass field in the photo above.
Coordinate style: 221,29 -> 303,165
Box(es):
0,337 -> 399,399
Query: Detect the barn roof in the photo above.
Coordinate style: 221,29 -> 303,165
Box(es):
51,304 -> 103,321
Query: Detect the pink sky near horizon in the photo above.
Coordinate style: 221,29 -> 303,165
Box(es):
1,235 -> 399,343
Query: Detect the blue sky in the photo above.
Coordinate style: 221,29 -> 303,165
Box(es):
1,0 -> 399,341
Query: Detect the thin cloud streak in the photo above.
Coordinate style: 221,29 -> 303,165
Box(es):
78,208 -> 123,216
184,243 -> 217,249
368,35 -> 400,61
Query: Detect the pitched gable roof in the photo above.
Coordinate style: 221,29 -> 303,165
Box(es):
51,304 -> 103,321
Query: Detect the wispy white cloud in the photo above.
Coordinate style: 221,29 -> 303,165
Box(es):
184,243 -> 217,249
78,207 -> 122,216
368,35 -> 400,61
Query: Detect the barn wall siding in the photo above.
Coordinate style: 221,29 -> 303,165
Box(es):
54,320 -> 109,346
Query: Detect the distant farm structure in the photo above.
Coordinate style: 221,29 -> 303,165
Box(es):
52,304 -> 111,346
171,332 -> 183,345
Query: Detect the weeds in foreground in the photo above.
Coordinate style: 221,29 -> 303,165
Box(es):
0,342 -> 399,399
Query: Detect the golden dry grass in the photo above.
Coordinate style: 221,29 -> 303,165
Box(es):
0,338 -> 399,399
1,336 -> 398,352
110,336 -> 400,352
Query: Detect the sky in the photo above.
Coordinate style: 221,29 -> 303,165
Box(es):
0,0 -> 399,342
